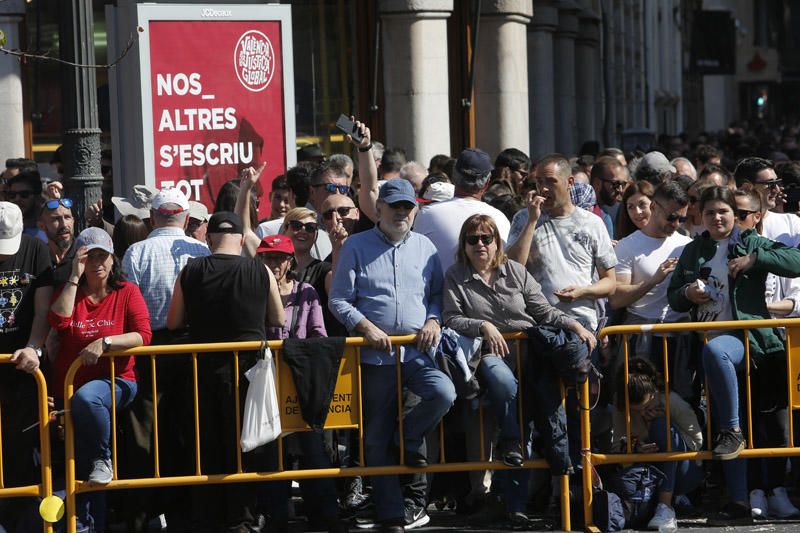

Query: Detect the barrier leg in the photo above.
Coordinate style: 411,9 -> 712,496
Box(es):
580,379 -> 598,533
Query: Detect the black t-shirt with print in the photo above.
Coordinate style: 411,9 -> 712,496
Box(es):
0,235 -> 52,354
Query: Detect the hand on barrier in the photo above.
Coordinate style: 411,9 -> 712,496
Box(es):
10,346 -> 40,373
79,338 -> 104,366
362,321 -> 392,352
417,318 -> 441,352
571,322 -> 598,352
479,321 -> 509,356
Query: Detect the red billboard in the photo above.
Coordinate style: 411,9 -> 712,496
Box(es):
141,12 -> 293,218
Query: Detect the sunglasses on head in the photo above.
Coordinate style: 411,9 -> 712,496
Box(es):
287,220 -> 319,233
736,209 -> 758,221
322,206 -> 355,220
6,190 -> 33,200
313,183 -> 349,195
465,233 -> 494,246
45,198 -> 74,210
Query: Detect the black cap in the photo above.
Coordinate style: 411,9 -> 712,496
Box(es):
207,211 -> 244,234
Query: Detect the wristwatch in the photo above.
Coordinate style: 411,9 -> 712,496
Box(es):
102,337 -> 113,352
26,344 -> 43,358
358,143 -> 373,153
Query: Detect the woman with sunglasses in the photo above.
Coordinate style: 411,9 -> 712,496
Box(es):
668,185 -> 800,525
443,214 -> 595,527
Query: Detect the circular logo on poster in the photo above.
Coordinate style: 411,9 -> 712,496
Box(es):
234,30 -> 275,92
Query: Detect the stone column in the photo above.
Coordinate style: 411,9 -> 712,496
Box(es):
527,2 -> 558,157
554,1 -> 580,154
601,0 -> 617,147
475,0 -> 532,157
379,0 -> 452,166
575,3 -> 601,147
0,0 -> 26,163
59,0 -> 103,231
612,0 -> 626,130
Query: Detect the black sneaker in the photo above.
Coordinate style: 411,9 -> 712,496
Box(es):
507,511 -> 536,530
404,505 -> 430,530
498,440 -> 524,467
706,502 -> 753,526
343,476 -> 370,511
712,429 -> 745,460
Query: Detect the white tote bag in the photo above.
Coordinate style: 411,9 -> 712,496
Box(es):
240,347 -> 282,452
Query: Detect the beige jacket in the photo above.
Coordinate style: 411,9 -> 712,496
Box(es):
612,391 -> 703,452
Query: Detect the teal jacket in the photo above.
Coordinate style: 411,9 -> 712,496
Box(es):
667,227 -> 800,363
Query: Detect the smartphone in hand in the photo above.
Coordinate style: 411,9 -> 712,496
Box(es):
335,114 -> 363,144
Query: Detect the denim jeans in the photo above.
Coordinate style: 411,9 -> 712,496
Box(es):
648,417 -> 703,496
476,355 -> 519,442
701,334 -> 748,502
70,377 -> 137,532
361,356 -> 456,522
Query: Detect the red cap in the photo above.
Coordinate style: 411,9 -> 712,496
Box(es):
256,234 -> 295,255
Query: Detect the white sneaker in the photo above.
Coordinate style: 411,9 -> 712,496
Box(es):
750,489 -> 768,518
647,503 -> 677,531
768,487 -> 800,518
88,457 -> 113,484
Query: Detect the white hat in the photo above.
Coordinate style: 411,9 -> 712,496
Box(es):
188,201 -> 209,222
152,187 -> 190,212
111,185 -> 158,219
422,181 -> 455,203
0,202 -> 23,255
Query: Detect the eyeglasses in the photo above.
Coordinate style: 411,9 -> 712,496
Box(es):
313,183 -> 349,195
322,206 -> 355,220
465,233 -> 494,246
654,200 -> 688,223
602,179 -> 628,190
736,209 -> 758,221
386,201 -> 415,210
286,220 -> 319,233
5,190 -> 33,200
755,178 -> 783,188
45,198 -> 74,210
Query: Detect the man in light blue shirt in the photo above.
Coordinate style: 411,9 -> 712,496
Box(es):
329,179 -> 456,531
121,187 -> 210,528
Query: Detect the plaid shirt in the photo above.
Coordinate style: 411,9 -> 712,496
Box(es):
122,227 -> 210,331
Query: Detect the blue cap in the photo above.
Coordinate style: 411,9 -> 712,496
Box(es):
456,148 -> 494,179
379,179 -> 417,206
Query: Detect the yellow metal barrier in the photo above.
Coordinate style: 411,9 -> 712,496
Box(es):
0,355 -> 55,533
62,333 -> 573,532
582,318 -> 800,532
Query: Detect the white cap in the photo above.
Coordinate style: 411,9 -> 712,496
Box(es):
188,201 -> 210,222
151,187 -> 190,212
0,202 -> 22,255
422,181 -> 455,203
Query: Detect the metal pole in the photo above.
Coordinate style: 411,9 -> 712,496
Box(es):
59,0 -> 102,232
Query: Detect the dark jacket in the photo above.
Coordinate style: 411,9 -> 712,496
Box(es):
667,226 -> 800,363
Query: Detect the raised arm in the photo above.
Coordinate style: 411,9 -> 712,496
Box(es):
350,118 -> 379,223
235,162 -> 267,257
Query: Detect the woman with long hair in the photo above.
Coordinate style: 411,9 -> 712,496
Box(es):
615,180 -> 654,240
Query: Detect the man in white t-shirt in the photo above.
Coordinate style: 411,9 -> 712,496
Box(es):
507,154 -> 617,331
610,180 -> 692,323
735,157 -> 800,247
413,148 -> 511,275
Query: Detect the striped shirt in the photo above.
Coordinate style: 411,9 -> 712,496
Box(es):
122,226 -> 210,330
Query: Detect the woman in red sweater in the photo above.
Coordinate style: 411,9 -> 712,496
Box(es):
49,227 -> 151,488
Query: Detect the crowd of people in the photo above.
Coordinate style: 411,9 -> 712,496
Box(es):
2,119 -> 800,533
